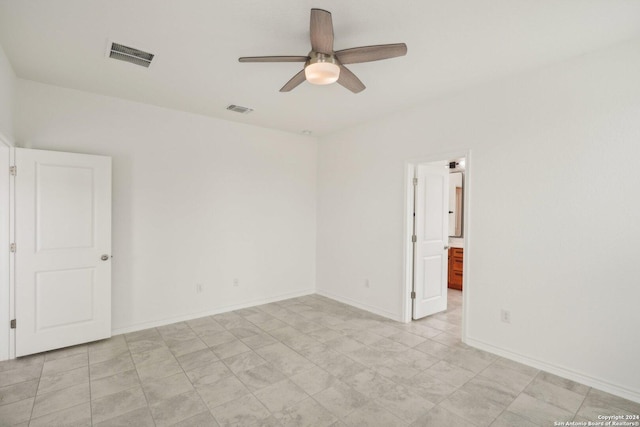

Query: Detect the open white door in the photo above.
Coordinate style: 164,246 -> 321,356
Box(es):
412,163 -> 449,320
15,148 -> 111,357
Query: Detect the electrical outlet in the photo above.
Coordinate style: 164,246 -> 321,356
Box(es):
364,279 -> 370,288
196,283 -> 203,293
501,309 -> 511,324
233,278 -> 239,287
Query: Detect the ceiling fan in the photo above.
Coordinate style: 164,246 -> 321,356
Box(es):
239,8 -> 407,93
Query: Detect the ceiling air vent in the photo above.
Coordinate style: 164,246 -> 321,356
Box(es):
226,105 -> 254,114
109,42 -> 154,68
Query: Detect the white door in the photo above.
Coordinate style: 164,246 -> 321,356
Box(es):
15,148 -> 112,357
413,163 -> 449,320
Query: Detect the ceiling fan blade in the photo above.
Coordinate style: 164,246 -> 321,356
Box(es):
280,69 -> 306,92
335,43 -> 407,64
337,65 -> 365,93
310,8 -> 334,54
239,56 -> 308,63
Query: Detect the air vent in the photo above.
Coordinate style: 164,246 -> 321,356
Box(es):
109,42 -> 154,68
226,105 -> 254,114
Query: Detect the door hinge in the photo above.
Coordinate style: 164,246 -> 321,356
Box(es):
411,235 -> 417,243
10,243 -> 16,253
10,319 -> 16,329
411,291 -> 416,299
9,166 -> 16,176
412,177 -> 417,186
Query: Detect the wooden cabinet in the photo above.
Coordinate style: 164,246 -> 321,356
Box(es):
448,247 -> 463,290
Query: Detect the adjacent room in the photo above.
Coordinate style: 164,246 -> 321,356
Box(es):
0,1 -> 639,426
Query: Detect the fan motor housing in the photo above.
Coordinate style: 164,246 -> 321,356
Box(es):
306,51 -> 338,67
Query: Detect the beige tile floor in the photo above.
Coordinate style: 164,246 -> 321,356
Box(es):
1,290 -> 638,426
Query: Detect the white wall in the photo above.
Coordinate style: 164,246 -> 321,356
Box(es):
0,43 -> 15,141
16,80 -> 317,333
316,38 -> 640,401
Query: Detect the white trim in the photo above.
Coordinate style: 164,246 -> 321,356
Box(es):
402,149 -> 472,346
401,163 -> 415,324
460,150 -> 471,345
8,144 -> 14,360
0,132 -> 13,361
112,288 -> 315,335
316,289 -> 402,322
466,336 -> 640,404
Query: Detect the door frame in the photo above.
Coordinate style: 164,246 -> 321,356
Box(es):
402,150 -> 472,342
0,132 -> 15,361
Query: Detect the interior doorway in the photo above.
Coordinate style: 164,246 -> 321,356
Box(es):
403,152 -> 469,341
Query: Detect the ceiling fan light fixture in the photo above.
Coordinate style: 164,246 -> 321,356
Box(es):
305,52 -> 340,85
239,9 -> 407,93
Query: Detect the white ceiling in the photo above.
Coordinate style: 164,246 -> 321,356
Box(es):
1,0 -> 639,136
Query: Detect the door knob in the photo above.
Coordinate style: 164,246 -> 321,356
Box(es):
101,254 -> 111,261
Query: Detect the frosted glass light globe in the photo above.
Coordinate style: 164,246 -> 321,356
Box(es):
305,61 -> 340,85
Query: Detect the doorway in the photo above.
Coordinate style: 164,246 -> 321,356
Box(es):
403,152 -> 469,341
1,147 -> 113,360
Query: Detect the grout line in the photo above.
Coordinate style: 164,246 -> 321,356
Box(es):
489,365 -> 540,426
27,354 -> 46,422
179,319 -> 226,424
11,350 -> 91,424
86,355 -> 92,427
123,333 -> 157,427
572,388 -> 591,421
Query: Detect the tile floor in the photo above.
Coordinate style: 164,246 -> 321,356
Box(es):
1,290 -> 639,426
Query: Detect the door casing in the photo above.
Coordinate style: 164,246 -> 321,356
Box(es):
0,133 -> 12,361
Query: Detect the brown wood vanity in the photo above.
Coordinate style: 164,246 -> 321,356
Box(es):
448,247 -> 463,290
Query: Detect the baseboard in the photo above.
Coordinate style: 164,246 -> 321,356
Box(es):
112,288 -> 316,335
465,336 -> 640,404
316,289 -> 402,322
